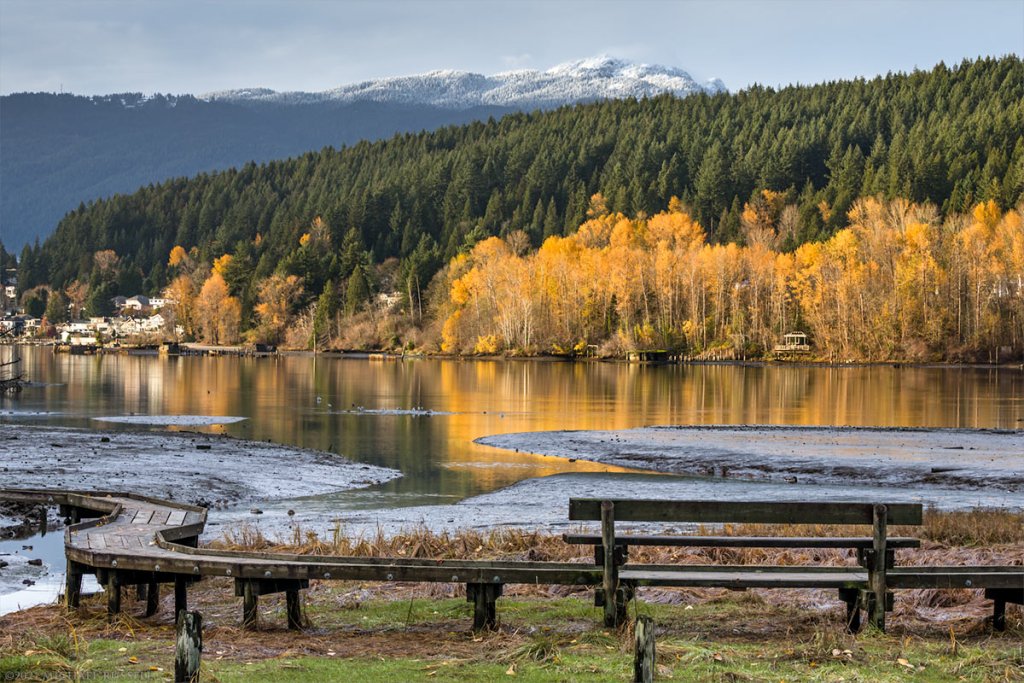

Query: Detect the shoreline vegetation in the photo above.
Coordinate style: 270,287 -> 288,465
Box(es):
15,198 -> 1024,366
1,513 -> 1022,681
5,339 -> 1024,369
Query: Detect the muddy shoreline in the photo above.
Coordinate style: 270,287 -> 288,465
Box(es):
476,425 -> 1024,499
0,425 -> 401,534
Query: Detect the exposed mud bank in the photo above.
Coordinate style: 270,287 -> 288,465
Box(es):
476,425 -> 1024,495
0,424 -> 401,514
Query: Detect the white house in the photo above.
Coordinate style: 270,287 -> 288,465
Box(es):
124,295 -> 150,311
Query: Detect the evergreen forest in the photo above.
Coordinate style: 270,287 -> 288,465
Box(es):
10,56 -> 1024,360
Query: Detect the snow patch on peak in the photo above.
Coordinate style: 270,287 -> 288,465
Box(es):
201,56 -> 726,110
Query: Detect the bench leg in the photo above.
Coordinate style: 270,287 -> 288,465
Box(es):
861,589 -> 893,632
838,588 -> 860,633
984,588 -> 1021,632
595,586 -> 632,627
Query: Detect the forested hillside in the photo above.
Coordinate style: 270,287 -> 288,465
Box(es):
0,92 -> 514,251
15,57 -> 1024,360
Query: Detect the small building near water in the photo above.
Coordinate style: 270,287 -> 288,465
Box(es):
774,331 -> 811,353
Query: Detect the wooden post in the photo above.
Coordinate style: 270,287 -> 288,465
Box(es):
467,583 -> 501,632
840,588 -> 860,633
869,504 -> 888,632
174,576 -> 188,623
136,583 -> 148,602
242,581 -> 258,630
601,500 -> 620,627
106,572 -> 121,620
992,592 -> 1007,632
633,615 -> 655,683
145,581 -> 160,617
285,589 -> 303,630
65,560 -> 82,611
175,610 -> 202,683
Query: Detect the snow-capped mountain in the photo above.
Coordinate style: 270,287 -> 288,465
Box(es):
202,56 -> 726,109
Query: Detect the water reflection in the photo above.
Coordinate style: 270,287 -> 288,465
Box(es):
2,347 -> 1022,506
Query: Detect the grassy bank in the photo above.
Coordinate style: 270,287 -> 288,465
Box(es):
2,590 -> 1021,682
2,510 -> 1022,681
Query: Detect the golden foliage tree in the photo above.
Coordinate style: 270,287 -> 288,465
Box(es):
195,272 -> 241,344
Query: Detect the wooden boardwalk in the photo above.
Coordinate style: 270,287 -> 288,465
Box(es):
0,489 -> 602,630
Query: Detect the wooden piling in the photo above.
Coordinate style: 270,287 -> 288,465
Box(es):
64,560 -> 82,611
106,573 -> 121,620
145,581 -> 160,617
242,581 -> 258,630
174,576 -> 188,623
633,615 -> 655,683
285,589 -> 303,630
175,610 -> 202,683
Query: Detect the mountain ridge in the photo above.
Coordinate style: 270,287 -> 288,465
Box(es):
200,56 -> 727,109
0,56 -> 723,252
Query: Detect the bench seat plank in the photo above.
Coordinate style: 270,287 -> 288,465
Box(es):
619,568 -> 867,589
563,534 -> 921,549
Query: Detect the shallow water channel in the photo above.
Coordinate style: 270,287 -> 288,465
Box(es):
1,346 -> 1022,612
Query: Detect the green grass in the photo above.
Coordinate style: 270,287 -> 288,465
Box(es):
2,596 -> 1021,682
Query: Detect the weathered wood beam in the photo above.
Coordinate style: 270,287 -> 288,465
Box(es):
175,610 -> 202,683
633,615 -> 655,683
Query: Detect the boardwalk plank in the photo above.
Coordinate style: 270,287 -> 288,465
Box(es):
166,511 -> 187,526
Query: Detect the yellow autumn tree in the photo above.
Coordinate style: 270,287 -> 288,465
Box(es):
194,272 -> 240,344
251,274 -> 305,345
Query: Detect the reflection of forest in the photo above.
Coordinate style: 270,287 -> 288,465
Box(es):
15,349 -> 1024,499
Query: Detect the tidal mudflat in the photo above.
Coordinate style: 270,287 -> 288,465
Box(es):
477,425 -> 1024,495
0,424 -> 400,525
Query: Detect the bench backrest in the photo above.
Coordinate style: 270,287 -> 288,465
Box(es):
568,499 -> 923,526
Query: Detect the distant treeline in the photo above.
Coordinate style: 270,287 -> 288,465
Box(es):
10,57 -> 1023,357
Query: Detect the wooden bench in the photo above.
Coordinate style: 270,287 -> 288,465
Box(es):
566,498 -> 924,631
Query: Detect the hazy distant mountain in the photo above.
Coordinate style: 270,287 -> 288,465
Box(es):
203,56 -> 726,108
0,57 -> 725,252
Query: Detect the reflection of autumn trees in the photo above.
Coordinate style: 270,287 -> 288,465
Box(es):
441,196 -> 1023,361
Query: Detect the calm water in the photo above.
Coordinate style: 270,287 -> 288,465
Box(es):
3,345 -> 1022,505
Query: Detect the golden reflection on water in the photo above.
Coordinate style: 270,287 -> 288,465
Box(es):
5,346 -> 1023,500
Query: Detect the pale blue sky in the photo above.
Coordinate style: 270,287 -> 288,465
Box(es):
1,0 -> 1021,95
